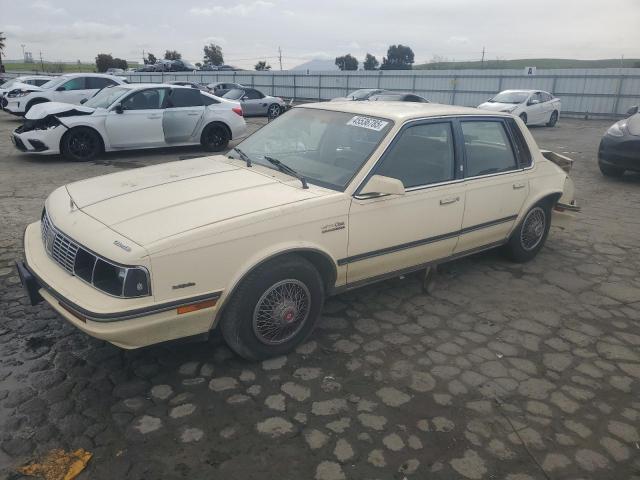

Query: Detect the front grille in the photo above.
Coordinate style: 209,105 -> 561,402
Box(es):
41,210 -> 80,273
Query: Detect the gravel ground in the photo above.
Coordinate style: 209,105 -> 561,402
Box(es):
1,111 -> 639,480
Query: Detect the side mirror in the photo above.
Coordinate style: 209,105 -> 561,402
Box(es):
241,95 -> 249,101
80,98 -> 87,104
627,105 -> 638,116
114,103 -> 124,114
56,86 -> 65,91
359,175 -> 405,197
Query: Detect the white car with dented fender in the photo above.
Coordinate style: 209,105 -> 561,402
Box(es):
478,90 -> 561,127
17,102 -> 578,360
12,83 -> 247,161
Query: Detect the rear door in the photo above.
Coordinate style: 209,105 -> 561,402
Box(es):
163,88 -> 205,143
454,118 -> 529,254
105,87 -> 168,148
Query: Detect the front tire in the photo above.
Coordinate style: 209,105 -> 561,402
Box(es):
220,255 -> 325,361
505,202 -> 551,263
201,123 -> 230,152
60,127 -> 102,162
546,111 -> 558,127
599,163 -> 625,177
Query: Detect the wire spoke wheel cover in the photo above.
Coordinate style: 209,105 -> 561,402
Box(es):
520,206 -> 546,251
253,279 -> 311,345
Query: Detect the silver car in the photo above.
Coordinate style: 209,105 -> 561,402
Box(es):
222,88 -> 286,117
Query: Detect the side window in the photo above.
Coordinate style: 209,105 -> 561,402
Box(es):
245,89 -> 263,100
201,93 -> 219,105
542,92 -> 552,102
87,77 -> 116,89
34,79 -> 50,86
531,93 -> 543,104
168,88 -> 204,107
461,121 -> 517,177
60,78 -> 86,91
122,88 -> 167,110
505,118 -> 532,168
375,122 -> 455,188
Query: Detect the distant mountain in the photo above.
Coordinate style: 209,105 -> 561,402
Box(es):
415,58 -> 640,70
291,58 -> 339,71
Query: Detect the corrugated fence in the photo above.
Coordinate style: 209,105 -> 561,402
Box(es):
8,68 -> 640,118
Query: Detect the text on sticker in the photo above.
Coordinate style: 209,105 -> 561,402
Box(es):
347,116 -> 389,131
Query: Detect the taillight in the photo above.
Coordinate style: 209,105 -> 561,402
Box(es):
232,107 -> 243,116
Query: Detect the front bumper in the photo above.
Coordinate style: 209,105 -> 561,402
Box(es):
18,222 -> 222,349
598,135 -> 640,172
12,126 -> 61,154
4,99 -> 25,115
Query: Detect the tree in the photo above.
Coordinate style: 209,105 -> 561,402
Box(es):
363,53 -> 379,70
0,32 -> 6,71
164,50 -> 182,60
145,52 -> 157,65
335,54 -> 358,71
254,60 -> 271,71
195,62 -> 202,68
95,53 -> 115,72
112,58 -> 128,70
203,43 -> 224,66
380,44 -> 415,70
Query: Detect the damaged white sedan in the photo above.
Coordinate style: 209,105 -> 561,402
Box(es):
12,84 -> 247,161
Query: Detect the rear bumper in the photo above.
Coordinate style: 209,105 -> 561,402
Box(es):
598,135 -> 640,171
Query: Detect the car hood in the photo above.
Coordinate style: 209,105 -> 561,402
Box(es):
25,102 -> 95,120
0,82 -> 32,95
66,157 -> 326,246
477,102 -> 517,111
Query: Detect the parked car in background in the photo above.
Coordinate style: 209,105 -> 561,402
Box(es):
105,68 -> 125,75
12,84 -> 246,161
153,60 -> 173,72
223,87 -> 286,117
202,64 -> 237,71
208,82 -> 244,96
331,89 -> 387,102
135,64 -> 157,72
16,102 -> 577,359
4,73 -> 127,115
598,105 -> 640,177
169,60 -> 198,72
169,81 -> 211,92
478,90 -> 561,127
369,92 -> 429,103
1,75 -> 54,109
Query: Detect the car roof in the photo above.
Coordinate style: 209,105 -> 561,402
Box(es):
116,83 -> 198,90
500,89 -> 547,94
59,73 -> 121,79
301,101 -> 509,122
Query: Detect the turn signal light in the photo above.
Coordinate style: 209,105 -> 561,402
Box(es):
177,299 -> 218,315
232,107 -> 243,116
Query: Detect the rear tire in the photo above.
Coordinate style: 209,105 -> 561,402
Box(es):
201,123 -> 230,152
546,111 -> 558,127
519,112 -> 528,125
220,255 -> 324,361
505,201 -> 551,263
267,103 -> 282,119
60,127 -> 103,162
599,163 -> 625,177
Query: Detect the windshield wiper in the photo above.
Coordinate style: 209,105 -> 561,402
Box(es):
230,147 -> 251,167
263,155 -> 308,189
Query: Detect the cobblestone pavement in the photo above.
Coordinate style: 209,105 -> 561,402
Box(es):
1,113 -> 639,480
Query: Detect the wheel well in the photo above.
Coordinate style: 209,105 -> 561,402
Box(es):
539,192 -> 562,208
60,126 -> 105,154
26,98 -> 49,110
202,121 -> 232,142
212,249 -> 338,328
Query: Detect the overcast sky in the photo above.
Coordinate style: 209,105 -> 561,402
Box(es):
2,0 -> 639,68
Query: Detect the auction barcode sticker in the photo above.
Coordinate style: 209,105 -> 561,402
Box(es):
347,116 -> 389,131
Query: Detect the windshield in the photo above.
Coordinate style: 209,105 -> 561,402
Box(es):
348,89 -> 375,100
84,86 -> 129,108
1,79 -> 19,90
490,91 -> 529,104
39,77 -> 66,90
231,108 -> 393,190
223,89 -> 245,100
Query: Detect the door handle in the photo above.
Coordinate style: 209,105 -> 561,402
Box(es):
147,114 -> 162,119
512,182 -> 526,190
187,112 -> 200,116
439,196 -> 460,205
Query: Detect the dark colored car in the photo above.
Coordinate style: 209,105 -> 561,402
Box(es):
369,92 -> 429,103
169,60 -> 198,72
598,105 -> 640,177
208,82 -> 244,96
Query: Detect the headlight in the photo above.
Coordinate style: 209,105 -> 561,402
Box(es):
9,90 -> 34,98
501,106 -> 517,113
606,122 -> 625,137
86,257 -> 150,298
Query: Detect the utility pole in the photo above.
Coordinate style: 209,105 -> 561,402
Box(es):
278,46 -> 283,71
21,44 -> 26,61
481,46 -> 485,69
39,50 -> 44,72
142,49 -> 145,64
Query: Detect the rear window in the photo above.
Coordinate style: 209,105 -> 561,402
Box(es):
461,120 -> 518,177
169,88 -> 203,107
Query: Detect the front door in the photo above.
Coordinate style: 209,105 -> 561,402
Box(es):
454,119 -> 529,254
105,87 -> 168,148
242,89 -> 267,116
346,120 -> 465,284
52,77 -> 93,105
163,88 -> 205,143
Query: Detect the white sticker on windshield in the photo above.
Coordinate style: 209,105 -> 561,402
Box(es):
347,116 -> 389,131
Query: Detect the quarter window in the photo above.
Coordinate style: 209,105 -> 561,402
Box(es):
461,121 -> 517,177
201,94 -> 219,105
169,88 -> 203,107
244,89 -> 264,100
375,122 -> 455,188
122,88 -> 167,110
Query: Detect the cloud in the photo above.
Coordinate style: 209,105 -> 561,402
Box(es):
4,22 -> 128,43
203,36 -> 227,45
189,1 -> 274,16
31,0 -> 66,15
446,36 -> 470,46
